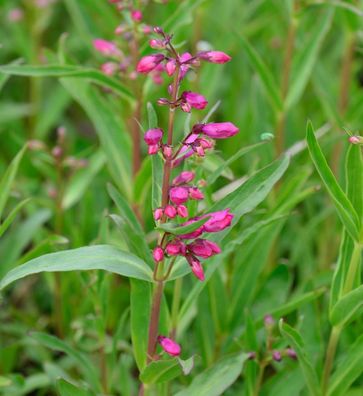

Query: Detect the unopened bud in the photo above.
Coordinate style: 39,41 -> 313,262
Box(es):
272,351 -> 282,362
52,146 -> 63,159
153,26 -> 164,35
349,135 -> 363,145
163,145 -> 173,159
153,246 -> 164,263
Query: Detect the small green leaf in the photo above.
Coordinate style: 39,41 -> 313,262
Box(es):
57,379 -> 94,396
0,245 -> 153,290
175,353 -> 248,396
306,122 -> 360,241
157,216 -> 210,236
0,198 -> 31,239
140,357 -> 193,384
279,320 -> 321,396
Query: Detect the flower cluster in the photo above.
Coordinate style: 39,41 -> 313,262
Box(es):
139,27 -> 238,283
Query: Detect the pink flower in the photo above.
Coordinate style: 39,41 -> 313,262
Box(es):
188,239 -> 221,258
153,247 -> 164,263
157,336 -> 181,356
8,8 -> 24,22
169,187 -> 189,205
182,91 -> 208,110
173,171 -> 195,185
136,54 -> 165,74
163,145 -> 173,159
189,187 -> 204,200
101,62 -> 118,76
93,39 -> 119,57
154,208 -> 163,221
203,209 -> 233,233
143,25 -> 152,35
186,255 -> 205,281
165,240 -> 186,256
149,39 -> 165,49
198,122 -> 239,139
198,51 -> 231,64
177,205 -> 188,218
164,205 -> 177,219
131,9 -> 142,22
165,60 -> 176,76
144,128 -> 163,145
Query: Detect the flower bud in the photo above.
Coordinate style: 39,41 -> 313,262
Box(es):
101,62 -> 118,76
203,209 -> 233,233
188,239 -> 221,258
143,25 -> 152,35
169,187 -> 189,205
52,146 -> 63,159
93,39 -> 120,57
177,205 -> 188,218
286,348 -> 297,360
157,336 -> 181,356
136,54 -> 165,74
198,50 -> 231,64
157,98 -> 170,106
148,145 -> 159,155
164,205 -> 177,218
163,145 -> 173,159
181,102 -> 192,113
28,140 -> 45,151
154,208 -> 163,221
131,9 -> 142,22
8,8 -> 24,22
165,240 -> 186,256
200,122 -> 239,139
115,24 -> 127,35
179,218 -> 204,239
153,246 -> 164,263
189,187 -> 204,200
153,26 -> 164,35
182,91 -> 208,110
186,255 -> 205,281
264,314 -> 274,327
272,351 -> 282,362
173,171 -> 195,185
349,135 -> 363,145
165,60 -> 176,76
149,39 -> 165,49
144,128 -> 163,145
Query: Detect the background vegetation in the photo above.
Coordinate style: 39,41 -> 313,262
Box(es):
0,0 -> 362,395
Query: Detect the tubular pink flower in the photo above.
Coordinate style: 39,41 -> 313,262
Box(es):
136,54 -> 165,74
186,255 -> 205,281
149,39 -> 165,50
164,205 -> 177,219
169,187 -> 189,205
188,239 -> 221,258
165,60 -> 177,76
189,187 -> 204,200
173,171 -> 195,185
163,145 -> 173,159
131,9 -> 142,22
199,122 -> 239,139
165,240 -> 186,256
182,91 -> 208,110
157,336 -> 181,356
153,208 -> 163,221
93,39 -> 119,57
177,205 -> 188,218
144,128 -> 163,145
148,145 -> 159,155
153,247 -> 164,263
198,50 -> 231,64
203,209 -> 233,233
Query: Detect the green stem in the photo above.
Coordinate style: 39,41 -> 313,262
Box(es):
343,242 -> 362,295
170,277 -> 183,339
322,326 -> 342,395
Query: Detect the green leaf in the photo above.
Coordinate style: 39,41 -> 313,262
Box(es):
330,284 -> 363,327
175,353 -> 248,396
157,216 -> 210,236
345,144 -> 363,222
286,9 -> 334,109
0,245 -> 153,290
140,358 -> 183,384
306,122 -> 360,241
0,145 -> 27,221
236,34 -> 283,111
56,379 -> 94,396
279,320 -> 321,396
0,64 -> 134,102
130,280 -> 152,371
31,332 -> 101,392
0,198 -> 31,239
328,334 -> 363,396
